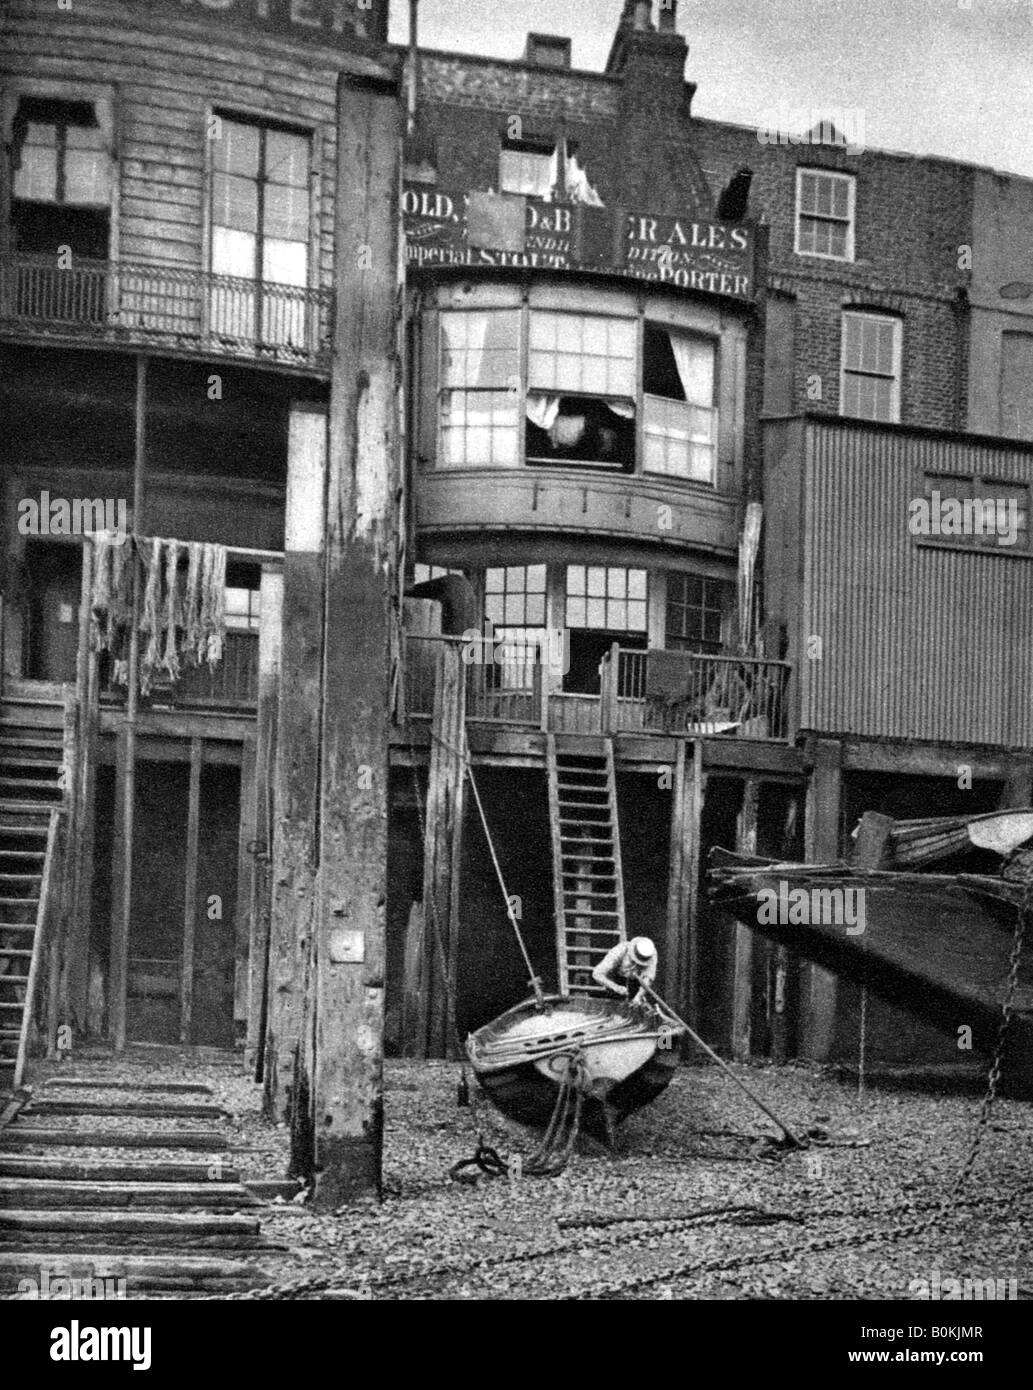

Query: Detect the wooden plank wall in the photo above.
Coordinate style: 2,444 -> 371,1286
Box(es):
2,0 -> 341,288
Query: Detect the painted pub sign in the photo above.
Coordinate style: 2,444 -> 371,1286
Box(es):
402,186 -> 755,301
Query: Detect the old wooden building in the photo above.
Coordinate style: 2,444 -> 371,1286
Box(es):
3,0 -> 1033,1103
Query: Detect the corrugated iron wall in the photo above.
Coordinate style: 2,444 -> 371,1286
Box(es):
768,417 -> 1033,746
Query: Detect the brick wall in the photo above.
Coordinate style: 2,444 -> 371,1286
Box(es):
413,42 -> 977,434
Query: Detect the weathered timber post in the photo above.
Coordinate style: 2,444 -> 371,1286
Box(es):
264,406 -> 327,1122
306,64 -> 402,1206
731,777 -> 759,1060
109,354 -> 148,1051
422,640 -> 467,1058
665,739 -> 704,1025
247,567 -> 282,1074
800,738 -> 842,1059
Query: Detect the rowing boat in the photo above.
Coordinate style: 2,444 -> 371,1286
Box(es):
466,993 -> 683,1143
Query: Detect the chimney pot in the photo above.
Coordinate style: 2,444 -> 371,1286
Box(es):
633,1 -> 651,31
657,0 -> 677,32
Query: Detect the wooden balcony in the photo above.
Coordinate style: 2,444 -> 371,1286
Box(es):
102,630 -> 258,711
399,634 -> 792,742
0,253 -> 333,376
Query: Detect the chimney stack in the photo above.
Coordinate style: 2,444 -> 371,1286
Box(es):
657,0 -> 678,34
633,1 -> 651,30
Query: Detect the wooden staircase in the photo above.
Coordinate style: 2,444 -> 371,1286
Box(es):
546,736 -> 627,995
0,694 -> 68,1090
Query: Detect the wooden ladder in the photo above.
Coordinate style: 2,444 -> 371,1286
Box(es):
547,736 -> 627,995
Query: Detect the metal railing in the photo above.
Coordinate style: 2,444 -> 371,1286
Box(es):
400,634 -> 792,741
0,253 -> 333,373
601,645 -> 792,740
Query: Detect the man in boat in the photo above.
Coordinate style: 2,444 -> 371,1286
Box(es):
592,936 -> 658,1001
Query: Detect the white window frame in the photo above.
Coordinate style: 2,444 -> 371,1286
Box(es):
839,311 -> 902,424
795,168 -> 855,263
437,308 -> 522,468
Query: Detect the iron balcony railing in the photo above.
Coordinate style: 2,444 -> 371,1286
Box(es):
400,634 -> 793,742
0,253 -> 333,373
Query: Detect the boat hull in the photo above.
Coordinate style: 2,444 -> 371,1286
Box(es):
467,995 -> 682,1141
708,851 -> 1033,1094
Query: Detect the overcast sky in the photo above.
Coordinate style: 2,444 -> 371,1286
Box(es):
390,0 -> 1033,179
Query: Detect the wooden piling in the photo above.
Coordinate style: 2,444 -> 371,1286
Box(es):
800,738 -> 842,1060
731,777 -> 759,1060
307,64 -> 402,1207
264,407 -> 326,1123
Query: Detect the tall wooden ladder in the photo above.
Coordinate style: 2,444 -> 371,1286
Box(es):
546,736 -> 627,995
0,694 -> 66,1089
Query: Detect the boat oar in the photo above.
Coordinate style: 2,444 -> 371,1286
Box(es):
640,984 -> 808,1150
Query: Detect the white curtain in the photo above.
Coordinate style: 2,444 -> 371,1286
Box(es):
442,311 -> 488,386
565,144 -> 605,207
669,332 -> 714,408
526,392 -> 562,430
606,399 -> 635,419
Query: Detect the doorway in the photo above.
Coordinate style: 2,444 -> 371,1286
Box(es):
23,540 -> 82,683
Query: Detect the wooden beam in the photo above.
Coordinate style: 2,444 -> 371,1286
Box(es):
731,777 -> 759,1061
107,726 -> 129,1047
180,738 -> 203,1045
800,737 -> 842,1061
108,355 -> 148,1051
839,739 -> 1016,781
307,68 -> 401,1207
234,733 -> 257,1046
63,541 -> 96,1033
422,641 -> 467,1058
264,407 -> 326,1123
247,569 -> 281,1074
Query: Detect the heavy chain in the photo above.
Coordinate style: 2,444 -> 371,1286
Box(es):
560,1186 -> 1033,1301
205,1183 -> 1033,1301
921,879 -> 1028,1233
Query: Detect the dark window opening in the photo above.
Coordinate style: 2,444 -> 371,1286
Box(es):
666,573 -> 731,655
564,630 -> 647,695
526,396 -> 636,470
10,96 -> 110,261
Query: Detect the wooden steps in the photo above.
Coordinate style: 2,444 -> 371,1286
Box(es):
0,1127 -> 229,1150
0,1156 -> 240,1183
26,1098 -> 226,1119
0,1072 -> 279,1294
0,1179 -> 260,1210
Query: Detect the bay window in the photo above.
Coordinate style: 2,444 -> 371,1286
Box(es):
432,298 -> 728,480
